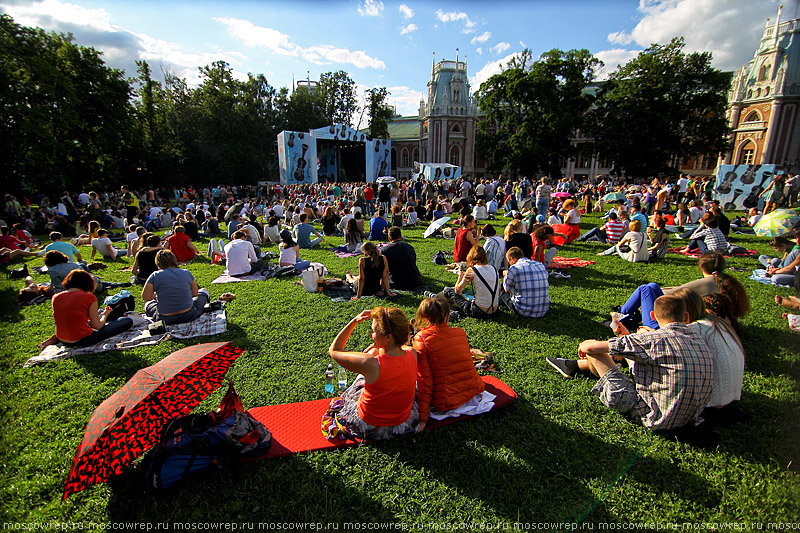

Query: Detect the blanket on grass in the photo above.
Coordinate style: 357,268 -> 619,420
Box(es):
331,242 -> 388,258
548,256 -> 596,269
750,269 -> 777,285
668,247 -> 757,258
246,375 -> 516,458
23,309 -> 227,367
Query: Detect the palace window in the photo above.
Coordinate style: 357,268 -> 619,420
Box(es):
401,149 -> 409,167
743,111 -> 761,122
450,147 -> 460,166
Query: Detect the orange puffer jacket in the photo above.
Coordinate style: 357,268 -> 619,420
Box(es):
413,324 -> 485,423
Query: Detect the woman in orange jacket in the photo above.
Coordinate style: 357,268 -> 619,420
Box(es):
412,297 -> 486,431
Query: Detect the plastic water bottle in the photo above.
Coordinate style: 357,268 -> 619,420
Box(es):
337,365 -> 347,391
324,364 -> 335,394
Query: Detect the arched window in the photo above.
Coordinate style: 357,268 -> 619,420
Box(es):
450,146 -> 460,166
738,141 -> 756,165
451,123 -> 461,134
401,148 -> 409,167
756,88 -> 762,97
758,63 -> 771,81
743,111 -> 761,122
412,148 -> 419,163
747,89 -> 753,99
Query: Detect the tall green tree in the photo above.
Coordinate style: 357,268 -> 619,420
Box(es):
476,48 -> 600,178
317,70 -> 359,126
590,38 -> 731,178
0,14 -> 132,195
366,87 -> 393,139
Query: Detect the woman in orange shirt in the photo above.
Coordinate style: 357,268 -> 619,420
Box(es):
329,307 -> 418,440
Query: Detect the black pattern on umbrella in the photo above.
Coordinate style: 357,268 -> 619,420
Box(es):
63,342 -> 244,498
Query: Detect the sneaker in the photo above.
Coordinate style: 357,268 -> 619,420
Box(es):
449,310 -> 462,321
546,357 -> 579,379
423,290 -> 438,299
558,271 -> 571,279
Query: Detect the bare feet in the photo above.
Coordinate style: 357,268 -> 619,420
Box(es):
38,335 -> 59,350
775,295 -> 800,310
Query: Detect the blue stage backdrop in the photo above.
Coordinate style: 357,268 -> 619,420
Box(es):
714,164 -> 776,211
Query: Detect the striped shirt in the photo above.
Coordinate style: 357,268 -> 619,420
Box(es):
608,322 -> 713,430
503,258 -> 550,317
603,220 -> 626,244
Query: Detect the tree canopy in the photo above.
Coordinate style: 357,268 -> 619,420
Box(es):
589,38 -> 731,178
476,48 -> 601,178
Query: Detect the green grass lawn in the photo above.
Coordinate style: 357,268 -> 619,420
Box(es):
1,212 -> 798,530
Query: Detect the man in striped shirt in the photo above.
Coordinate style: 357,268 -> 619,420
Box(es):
547,294 -> 713,431
577,212 -> 626,244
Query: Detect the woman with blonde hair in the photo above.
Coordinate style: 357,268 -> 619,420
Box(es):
346,242 -> 394,299
413,297 -> 486,432
504,219 -> 532,258
328,307 -> 418,439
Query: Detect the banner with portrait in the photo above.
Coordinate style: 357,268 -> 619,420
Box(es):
714,164 -> 776,211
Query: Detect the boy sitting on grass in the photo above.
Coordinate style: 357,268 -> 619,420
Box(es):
547,294 -> 713,431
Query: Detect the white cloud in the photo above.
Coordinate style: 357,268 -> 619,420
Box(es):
519,40 -> 526,48
387,85 -> 425,117
470,52 -> 525,89
435,9 -> 476,33
400,23 -> 418,35
470,31 -> 491,45
475,47 -> 482,56
594,48 -> 642,80
216,17 -> 385,69
491,42 -> 510,55
358,0 -> 384,17
399,3 -> 414,19
603,0 -> 778,71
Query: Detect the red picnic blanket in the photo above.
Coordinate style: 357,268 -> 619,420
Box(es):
548,256 -> 596,269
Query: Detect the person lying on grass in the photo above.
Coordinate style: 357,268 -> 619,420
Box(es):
328,307 -> 418,440
547,294 -> 714,431
412,297 -> 486,432
39,269 -> 133,350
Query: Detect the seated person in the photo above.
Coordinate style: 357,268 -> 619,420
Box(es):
224,230 -> 263,276
547,294 -> 714,431
597,220 -> 648,263
413,297 -> 487,432
481,224 -> 506,270
164,225 -> 199,262
501,246 -> 550,318
454,215 -> 479,262
368,209 -> 389,241
381,227 -> 421,290
346,242 -> 394,300
673,288 -> 744,409
615,251 -> 750,330
577,212 -> 626,244
759,235 -> 800,286
344,218 -> 364,254
405,206 -> 418,226
680,213 -> 728,254
436,245 -> 500,319
142,250 -> 210,325
44,231 -> 82,263
328,307 -> 418,440
91,229 -> 128,260
294,213 -> 324,249
503,219 -> 532,259
277,233 -> 310,270
131,234 -> 162,284
44,250 -> 88,292
127,226 -> 146,257
647,218 -> 670,261
264,216 -> 283,244
38,270 -> 133,349
531,225 -> 566,267
730,207 -> 761,233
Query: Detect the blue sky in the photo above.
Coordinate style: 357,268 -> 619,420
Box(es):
1,0 -> 787,117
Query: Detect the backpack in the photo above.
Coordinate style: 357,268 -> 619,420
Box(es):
145,410 -> 271,491
432,250 -> 449,265
102,291 -> 135,321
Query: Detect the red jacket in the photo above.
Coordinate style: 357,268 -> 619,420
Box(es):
413,324 -> 485,423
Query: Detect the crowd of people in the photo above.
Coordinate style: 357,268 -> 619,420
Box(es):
2,169 -> 798,439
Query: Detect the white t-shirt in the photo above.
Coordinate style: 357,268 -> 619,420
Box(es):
149,206 -> 163,218
224,239 -> 258,276
92,237 -> 119,258
566,208 -> 581,224
471,264 -> 501,312
272,204 -> 285,218
688,318 -> 744,408
473,205 -> 488,220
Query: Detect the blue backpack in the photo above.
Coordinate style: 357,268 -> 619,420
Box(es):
145,411 -> 271,491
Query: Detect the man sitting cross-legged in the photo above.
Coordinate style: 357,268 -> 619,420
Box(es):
223,230 -> 263,277
547,294 -> 713,431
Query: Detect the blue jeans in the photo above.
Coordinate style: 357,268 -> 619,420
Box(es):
145,289 -> 210,325
759,255 -> 781,269
621,282 -> 664,329
536,198 -> 549,219
687,239 -> 708,253
578,227 -> 608,243
63,317 -> 134,347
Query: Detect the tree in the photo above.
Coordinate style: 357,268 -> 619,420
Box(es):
0,14 -> 132,195
317,70 -> 359,126
476,48 -> 600,178
590,38 -> 731,178
366,87 -> 393,139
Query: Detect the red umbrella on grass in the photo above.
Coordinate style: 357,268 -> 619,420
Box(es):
63,342 -> 244,498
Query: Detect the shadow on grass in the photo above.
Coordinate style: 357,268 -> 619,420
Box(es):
0,287 -> 26,322
738,323 -> 799,377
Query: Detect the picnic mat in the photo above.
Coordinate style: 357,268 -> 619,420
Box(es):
324,286 -> 356,302
331,242 -> 388,258
750,269 -> 777,285
668,247 -> 758,258
247,375 -> 516,458
548,256 -> 596,269
212,271 -> 265,284
23,308 -> 228,367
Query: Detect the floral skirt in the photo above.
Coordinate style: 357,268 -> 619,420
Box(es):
337,375 -> 419,440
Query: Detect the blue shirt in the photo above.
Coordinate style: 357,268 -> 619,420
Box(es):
503,258 -> 550,317
294,223 -> 319,248
369,216 -> 388,241
631,211 -> 648,231
45,240 -> 80,262
146,268 -> 195,315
